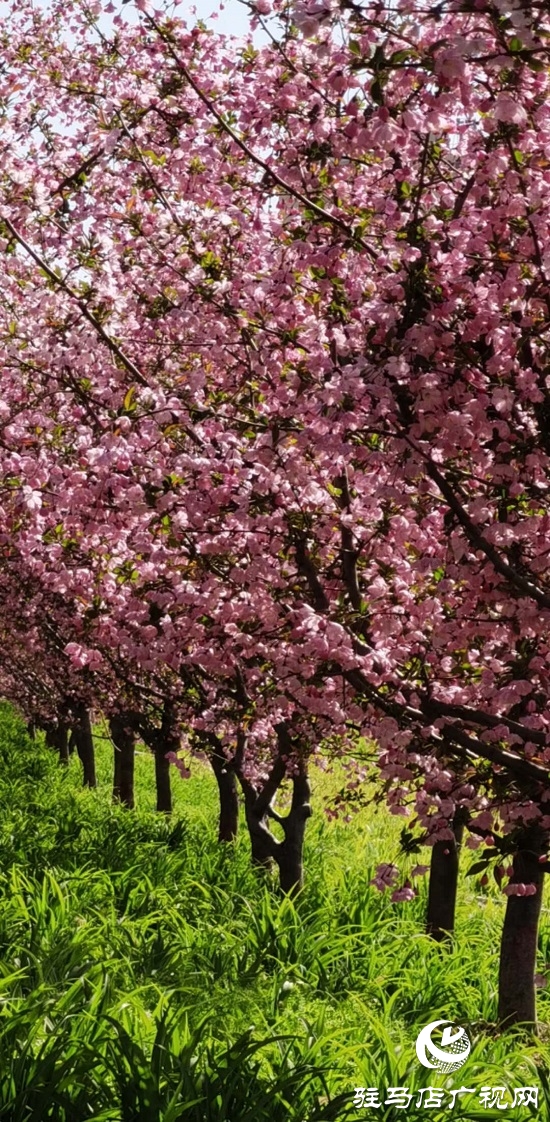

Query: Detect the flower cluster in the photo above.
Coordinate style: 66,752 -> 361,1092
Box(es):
0,0 -> 547,874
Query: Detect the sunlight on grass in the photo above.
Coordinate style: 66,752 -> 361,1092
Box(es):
0,704 -> 546,1119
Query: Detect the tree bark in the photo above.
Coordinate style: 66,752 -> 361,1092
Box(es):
241,766 -> 312,893
72,704 -> 97,788
244,799 -> 275,870
45,724 -> 70,765
236,726 -> 312,893
426,820 -> 464,941
110,715 -> 136,809
139,706 -> 178,814
274,770 -> 312,895
498,826 -> 546,1030
154,744 -> 172,813
55,725 -> 70,765
209,748 -> 239,842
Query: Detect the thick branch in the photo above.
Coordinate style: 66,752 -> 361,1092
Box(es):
253,753 -> 288,819
335,470 -> 362,610
294,534 -> 330,612
439,723 -> 548,787
424,699 -> 547,748
425,457 -> 550,609
341,667 -> 549,786
452,173 -> 475,220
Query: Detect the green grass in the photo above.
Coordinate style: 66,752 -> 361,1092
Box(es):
0,703 -> 547,1119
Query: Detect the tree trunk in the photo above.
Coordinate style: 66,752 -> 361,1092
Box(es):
250,829 -> 274,868
155,744 -> 172,813
45,724 -> 69,764
237,726 -> 312,893
242,768 -> 312,893
110,716 -> 136,809
244,800 -> 274,869
55,725 -> 70,765
498,827 -> 546,1030
426,820 -> 464,941
72,704 -> 97,788
274,770 -> 312,895
209,748 -> 239,842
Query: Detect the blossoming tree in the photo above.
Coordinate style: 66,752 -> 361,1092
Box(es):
0,0 -> 549,1023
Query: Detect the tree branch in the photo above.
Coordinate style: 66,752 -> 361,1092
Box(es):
424,456 -> 550,609
253,753 -> 288,818
424,699 -> 547,747
1,216 -> 149,388
294,533 -> 330,611
335,469 -> 362,610
341,666 -> 549,786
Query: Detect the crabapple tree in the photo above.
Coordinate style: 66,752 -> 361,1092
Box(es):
0,0 -> 550,1019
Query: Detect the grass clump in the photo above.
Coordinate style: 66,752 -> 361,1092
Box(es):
0,703 -> 546,1119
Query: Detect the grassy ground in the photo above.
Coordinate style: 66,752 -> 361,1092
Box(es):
0,703 -> 547,1119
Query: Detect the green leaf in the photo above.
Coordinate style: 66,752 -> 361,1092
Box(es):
390,49 -> 415,65
142,149 -> 166,167
123,385 -> 136,412
466,860 -> 490,877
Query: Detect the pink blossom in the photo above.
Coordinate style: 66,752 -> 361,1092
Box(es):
493,93 -> 528,126
503,883 -> 538,897
370,863 -> 399,892
391,887 -> 416,903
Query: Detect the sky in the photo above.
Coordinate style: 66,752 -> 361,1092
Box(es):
0,0 -> 263,41
191,0 -> 256,36
117,0 -> 258,37
113,1 -> 272,52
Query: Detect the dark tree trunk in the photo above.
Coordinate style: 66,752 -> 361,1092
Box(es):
72,704 -> 97,788
26,722 -> 35,741
236,726 -> 312,893
241,766 -> 312,893
45,724 -> 70,765
110,716 -> 136,809
245,802 -> 275,870
154,744 -> 172,813
139,706 -> 178,814
209,748 -> 239,842
55,725 -> 70,765
426,821 -> 464,941
498,827 -> 546,1030
274,770 -> 312,895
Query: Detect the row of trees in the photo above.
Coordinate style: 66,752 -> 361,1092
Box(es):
0,0 -> 549,1026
